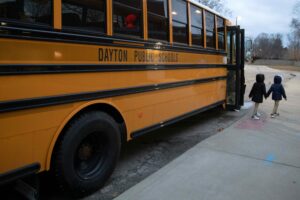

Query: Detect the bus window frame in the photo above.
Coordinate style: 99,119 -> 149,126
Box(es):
190,3 -> 204,48
0,0 -> 228,54
217,16 -> 225,50
147,0 -> 170,42
205,10 -> 216,49
0,0 -> 54,30
61,0 -> 107,37
171,0 -> 189,46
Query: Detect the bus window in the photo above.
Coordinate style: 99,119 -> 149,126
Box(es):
0,0 -> 52,26
190,5 -> 203,46
227,29 -> 237,64
62,0 -> 106,33
205,11 -> 215,48
113,0 -> 142,38
147,0 -> 169,41
172,0 -> 188,44
217,17 -> 225,50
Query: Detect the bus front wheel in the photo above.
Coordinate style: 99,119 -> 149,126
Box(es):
52,111 -> 121,197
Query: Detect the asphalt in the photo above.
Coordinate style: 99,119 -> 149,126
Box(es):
114,69 -> 300,200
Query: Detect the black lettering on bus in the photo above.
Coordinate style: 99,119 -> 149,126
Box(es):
134,51 -> 138,62
113,49 -> 118,61
123,50 -> 128,62
134,51 -> 143,62
99,48 -> 104,61
104,49 -> 109,61
141,52 -> 145,62
109,49 -> 114,62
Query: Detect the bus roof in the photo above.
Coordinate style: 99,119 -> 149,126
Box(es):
189,0 -> 229,20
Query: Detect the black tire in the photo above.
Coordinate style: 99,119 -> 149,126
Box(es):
52,111 -> 121,198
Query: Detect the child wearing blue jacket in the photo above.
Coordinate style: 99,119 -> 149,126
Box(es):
266,75 -> 287,118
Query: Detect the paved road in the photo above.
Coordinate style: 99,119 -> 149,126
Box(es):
114,65 -> 300,200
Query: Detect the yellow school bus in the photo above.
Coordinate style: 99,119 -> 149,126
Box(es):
0,0 -> 245,197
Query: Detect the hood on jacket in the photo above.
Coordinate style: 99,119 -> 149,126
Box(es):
256,74 -> 265,83
274,75 -> 282,84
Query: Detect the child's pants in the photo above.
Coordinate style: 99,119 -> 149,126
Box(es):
272,100 -> 280,114
252,102 -> 259,116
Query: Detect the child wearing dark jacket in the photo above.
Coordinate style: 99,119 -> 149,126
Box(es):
266,75 -> 287,118
249,74 -> 267,120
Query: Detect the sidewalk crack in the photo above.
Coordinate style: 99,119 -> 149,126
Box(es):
202,146 -> 300,170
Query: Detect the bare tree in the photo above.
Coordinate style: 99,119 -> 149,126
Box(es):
288,1 -> 300,60
253,33 -> 284,60
293,1 -> 300,16
198,0 -> 232,16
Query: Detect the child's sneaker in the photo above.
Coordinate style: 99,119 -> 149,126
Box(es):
252,115 -> 260,120
271,114 -> 275,118
256,112 -> 261,117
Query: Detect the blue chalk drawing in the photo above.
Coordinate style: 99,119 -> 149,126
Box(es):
265,154 -> 275,165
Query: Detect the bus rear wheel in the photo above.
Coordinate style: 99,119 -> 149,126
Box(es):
52,111 -> 121,197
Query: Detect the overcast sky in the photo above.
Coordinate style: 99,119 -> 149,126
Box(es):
226,0 -> 298,45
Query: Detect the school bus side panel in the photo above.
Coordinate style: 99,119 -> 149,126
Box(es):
0,79 -> 226,173
0,38 -> 227,174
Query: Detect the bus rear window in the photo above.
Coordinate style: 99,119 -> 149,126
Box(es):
0,0 -> 52,26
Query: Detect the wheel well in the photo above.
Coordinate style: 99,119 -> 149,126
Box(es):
49,103 -> 126,172
57,103 -> 127,147
49,110 -> 123,197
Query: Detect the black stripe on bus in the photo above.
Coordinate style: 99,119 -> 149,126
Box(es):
131,100 -> 224,139
0,163 -> 40,186
0,26 -> 227,56
0,76 -> 227,113
0,64 -> 228,75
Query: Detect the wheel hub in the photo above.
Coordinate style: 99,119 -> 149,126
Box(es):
78,143 -> 93,161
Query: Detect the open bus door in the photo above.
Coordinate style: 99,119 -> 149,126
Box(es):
226,26 -> 246,110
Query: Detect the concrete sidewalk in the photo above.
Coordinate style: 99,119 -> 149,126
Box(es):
114,72 -> 300,200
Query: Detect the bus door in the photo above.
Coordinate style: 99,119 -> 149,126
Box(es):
226,26 -> 245,110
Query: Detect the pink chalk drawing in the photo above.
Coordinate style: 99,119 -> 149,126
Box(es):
235,114 -> 268,130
